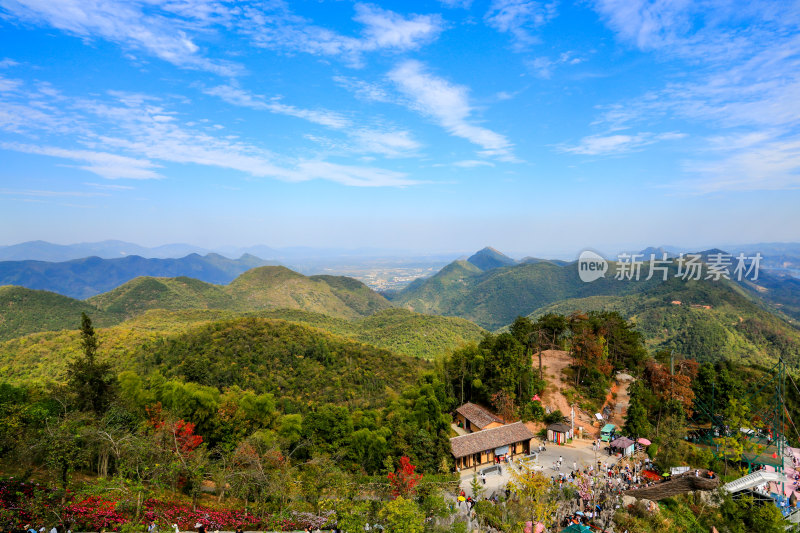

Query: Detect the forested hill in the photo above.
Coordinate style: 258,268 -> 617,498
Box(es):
133,317 -> 429,411
0,252 -> 275,299
0,266 -> 393,340
528,276 -> 800,366
393,255 -> 800,366
0,307 -> 486,381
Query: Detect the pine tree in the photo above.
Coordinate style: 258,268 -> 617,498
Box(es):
67,312 -> 115,415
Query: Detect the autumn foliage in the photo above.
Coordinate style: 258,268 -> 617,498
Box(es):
387,456 -> 422,499
644,359 -> 699,415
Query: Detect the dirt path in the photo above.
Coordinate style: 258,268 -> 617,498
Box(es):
535,349 -> 598,437
534,350 -> 635,438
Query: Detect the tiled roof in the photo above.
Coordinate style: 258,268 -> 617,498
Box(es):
455,402 -> 503,429
450,422 -> 535,458
610,437 -> 635,449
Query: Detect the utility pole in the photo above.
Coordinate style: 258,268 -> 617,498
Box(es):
571,404 -> 575,439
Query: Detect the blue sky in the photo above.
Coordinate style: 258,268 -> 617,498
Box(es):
0,0 -> 799,256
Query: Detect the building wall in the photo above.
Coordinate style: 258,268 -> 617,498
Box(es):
454,439 -> 531,470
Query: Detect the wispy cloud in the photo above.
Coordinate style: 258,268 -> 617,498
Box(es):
558,131 -> 685,155
673,133 -> 800,193
203,82 -> 419,157
388,60 -> 515,160
333,76 -> 393,103
0,188 -> 110,197
580,0 -> 800,191
0,0 -> 239,75
527,51 -> 584,79
1,141 -> 163,179
241,2 -> 444,67
202,84 -> 351,129
485,0 -> 558,50
453,159 -> 495,168
0,58 -> 19,68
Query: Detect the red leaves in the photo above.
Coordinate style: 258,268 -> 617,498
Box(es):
172,420 -> 203,454
387,456 -> 422,499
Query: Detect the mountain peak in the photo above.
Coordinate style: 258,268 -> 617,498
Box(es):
467,247 -> 517,271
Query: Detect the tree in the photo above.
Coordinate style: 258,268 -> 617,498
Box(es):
469,474 -> 485,500
378,497 -> 424,533
506,463 -> 559,529
66,313 -> 116,415
387,456 -> 423,499
623,384 -> 652,440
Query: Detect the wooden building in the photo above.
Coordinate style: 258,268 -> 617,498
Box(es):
547,422 -> 573,444
450,421 -> 535,470
454,402 -> 504,433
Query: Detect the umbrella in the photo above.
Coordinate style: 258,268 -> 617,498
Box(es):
561,525 -> 591,533
458,496 -> 466,501
637,438 -> 652,446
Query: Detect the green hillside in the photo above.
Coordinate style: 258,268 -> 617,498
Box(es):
225,266 -> 389,318
395,260 -> 662,329
529,276 -> 800,365
87,276 -> 234,317
0,285 -> 118,341
135,317 -> 427,409
309,274 -> 391,316
0,306 -> 484,381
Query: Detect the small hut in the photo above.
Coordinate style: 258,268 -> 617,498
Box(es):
547,423 -> 572,444
610,436 -> 635,456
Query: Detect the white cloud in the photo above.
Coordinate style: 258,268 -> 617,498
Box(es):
1,141 -> 163,179
439,0 -> 473,8
203,83 -> 419,157
485,0 -> 557,49
527,51 -> 584,78
241,2 -> 444,67
558,131 -> 685,155
0,0 -> 238,75
333,76 -> 393,103
453,159 -> 495,168
0,77 -> 419,187
350,129 -> 421,157
581,0 -> 800,192
354,4 -> 444,51
202,84 -> 351,129
676,136 -> 800,193
0,58 -> 19,68
0,187 -> 110,197
388,60 -> 515,160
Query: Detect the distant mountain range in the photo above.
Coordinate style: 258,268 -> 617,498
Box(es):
0,253 -> 277,299
1,246 -> 799,373
0,265 -> 395,340
391,247 -> 800,364
0,240 -> 447,262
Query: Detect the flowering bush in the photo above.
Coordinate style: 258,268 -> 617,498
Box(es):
0,480 -> 333,531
